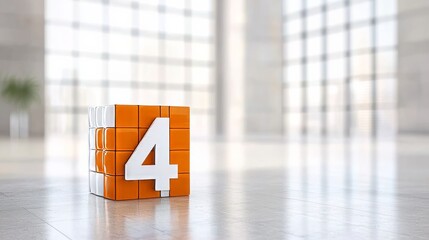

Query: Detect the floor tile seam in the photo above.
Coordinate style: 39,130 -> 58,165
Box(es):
23,207 -> 72,240
122,216 -> 169,234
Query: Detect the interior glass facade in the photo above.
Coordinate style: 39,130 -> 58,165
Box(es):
282,0 -> 397,139
45,0 -> 214,137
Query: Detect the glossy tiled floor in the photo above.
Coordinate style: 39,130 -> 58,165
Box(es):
1,136 -> 429,239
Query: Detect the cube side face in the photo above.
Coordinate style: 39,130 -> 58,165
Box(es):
168,106 -> 190,197
88,105 -> 190,200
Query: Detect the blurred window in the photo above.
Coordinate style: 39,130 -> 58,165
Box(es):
45,0 -> 214,138
282,0 -> 397,138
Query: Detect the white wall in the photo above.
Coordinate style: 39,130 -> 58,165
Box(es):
218,0 -> 283,140
398,0 -> 429,134
0,0 -> 45,137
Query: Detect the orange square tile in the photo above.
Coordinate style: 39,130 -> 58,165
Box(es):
116,176 -> 138,200
96,128 -> 104,150
96,150 -> 103,173
115,105 -> 138,127
116,128 -> 138,151
104,128 -> 115,150
139,180 -> 160,199
116,151 -> 133,176
139,106 -> 160,128
104,175 -> 116,200
170,106 -> 190,129
170,129 -> 190,150
170,173 -> 190,197
160,106 -> 170,117
143,150 -> 155,165
103,151 -> 115,175
170,151 -> 189,173
138,129 -> 156,165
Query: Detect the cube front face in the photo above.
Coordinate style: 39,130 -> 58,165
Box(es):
88,105 -> 190,200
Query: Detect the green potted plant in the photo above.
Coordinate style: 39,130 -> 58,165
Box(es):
0,75 -> 39,138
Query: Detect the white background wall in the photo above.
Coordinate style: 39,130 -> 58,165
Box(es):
398,0 -> 429,134
0,0 -> 45,137
219,0 -> 283,140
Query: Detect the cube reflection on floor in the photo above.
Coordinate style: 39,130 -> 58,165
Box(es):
88,105 -> 190,200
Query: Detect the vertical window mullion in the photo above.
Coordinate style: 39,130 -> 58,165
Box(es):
321,2 -> 328,137
72,0 -> 79,134
302,1 -> 307,136
345,0 -> 351,138
371,0 -> 377,138
102,0 -> 109,104
158,1 -> 166,104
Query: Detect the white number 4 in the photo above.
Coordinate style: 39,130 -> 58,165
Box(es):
125,118 -> 178,191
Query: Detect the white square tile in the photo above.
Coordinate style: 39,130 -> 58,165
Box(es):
95,173 -> 104,197
95,106 -> 104,127
89,172 -> 96,194
103,105 -> 115,128
88,107 -> 96,128
89,149 -> 96,172
89,128 -> 95,150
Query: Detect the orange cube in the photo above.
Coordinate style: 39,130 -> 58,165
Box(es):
88,105 -> 190,200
